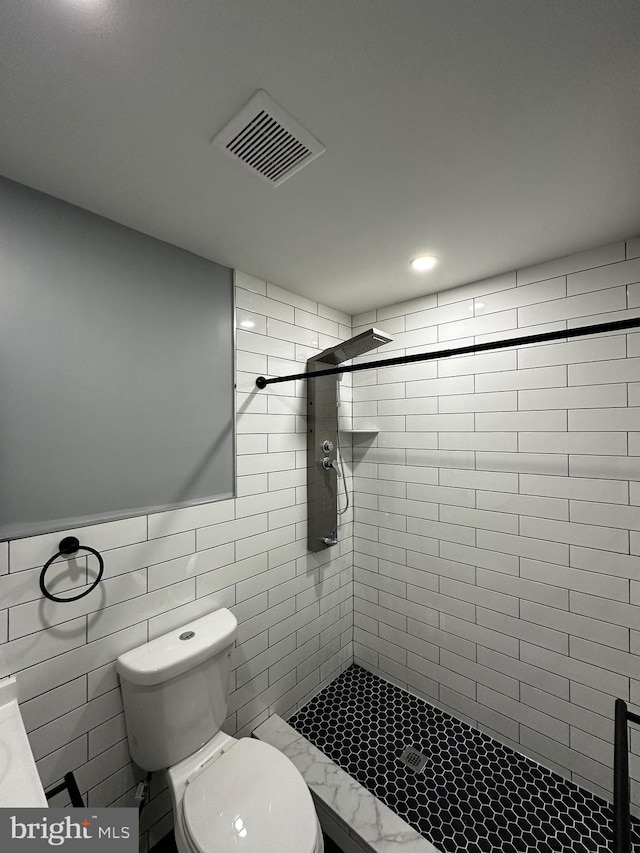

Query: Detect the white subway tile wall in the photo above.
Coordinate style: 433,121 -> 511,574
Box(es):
2,270 -> 353,851
351,238 -> 640,810
4,239 -> 640,849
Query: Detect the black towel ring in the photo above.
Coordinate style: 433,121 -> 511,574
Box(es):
39,536 -> 104,603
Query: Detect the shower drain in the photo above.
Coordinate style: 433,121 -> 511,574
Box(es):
398,746 -> 429,773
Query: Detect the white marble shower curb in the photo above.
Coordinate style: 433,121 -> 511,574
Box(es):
253,714 -> 440,853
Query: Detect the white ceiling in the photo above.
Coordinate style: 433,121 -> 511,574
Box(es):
1,0 -> 639,315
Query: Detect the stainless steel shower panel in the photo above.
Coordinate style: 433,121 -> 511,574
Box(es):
307,328 -> 394,551
307,361 -> 339,551
308,328 -> 394,366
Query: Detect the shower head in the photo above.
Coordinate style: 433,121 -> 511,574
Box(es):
309,328 -> 394,366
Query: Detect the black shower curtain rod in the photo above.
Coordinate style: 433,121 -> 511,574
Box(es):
255,316 -> 640,389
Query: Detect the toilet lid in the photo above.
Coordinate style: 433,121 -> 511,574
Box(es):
182,738 -> 318,853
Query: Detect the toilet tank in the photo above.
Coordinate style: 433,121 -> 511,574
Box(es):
116,608 -> 237,771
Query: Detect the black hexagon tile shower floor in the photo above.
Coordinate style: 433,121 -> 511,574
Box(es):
288,664 -> 640,853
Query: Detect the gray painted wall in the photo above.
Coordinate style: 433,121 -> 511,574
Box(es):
0,177 -> 234,539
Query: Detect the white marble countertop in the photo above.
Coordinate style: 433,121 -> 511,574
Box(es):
0,676 -> 48,807
253,714 -> 440,853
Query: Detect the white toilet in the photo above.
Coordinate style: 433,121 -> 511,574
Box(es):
117,608 -> 324,853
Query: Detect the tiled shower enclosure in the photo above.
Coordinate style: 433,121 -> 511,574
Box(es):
290,664 -> 640,852
349,237 -> 640,811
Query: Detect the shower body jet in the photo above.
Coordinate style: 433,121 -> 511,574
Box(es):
307,328 -> 393,552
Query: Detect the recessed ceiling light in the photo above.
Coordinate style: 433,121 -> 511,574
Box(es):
410,255 -> 438,272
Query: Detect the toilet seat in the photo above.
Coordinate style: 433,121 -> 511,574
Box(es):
181,738 -> 318,853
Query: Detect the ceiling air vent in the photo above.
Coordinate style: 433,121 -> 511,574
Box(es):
212,90 -> 325,186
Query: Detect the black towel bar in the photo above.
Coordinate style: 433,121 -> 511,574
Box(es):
39,537 -> 104,603
45,771 -> 85,807
613,698 -> 640,852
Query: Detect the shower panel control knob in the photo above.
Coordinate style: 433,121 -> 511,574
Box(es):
322,440 -> 334,452
321,457 -> 342,476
